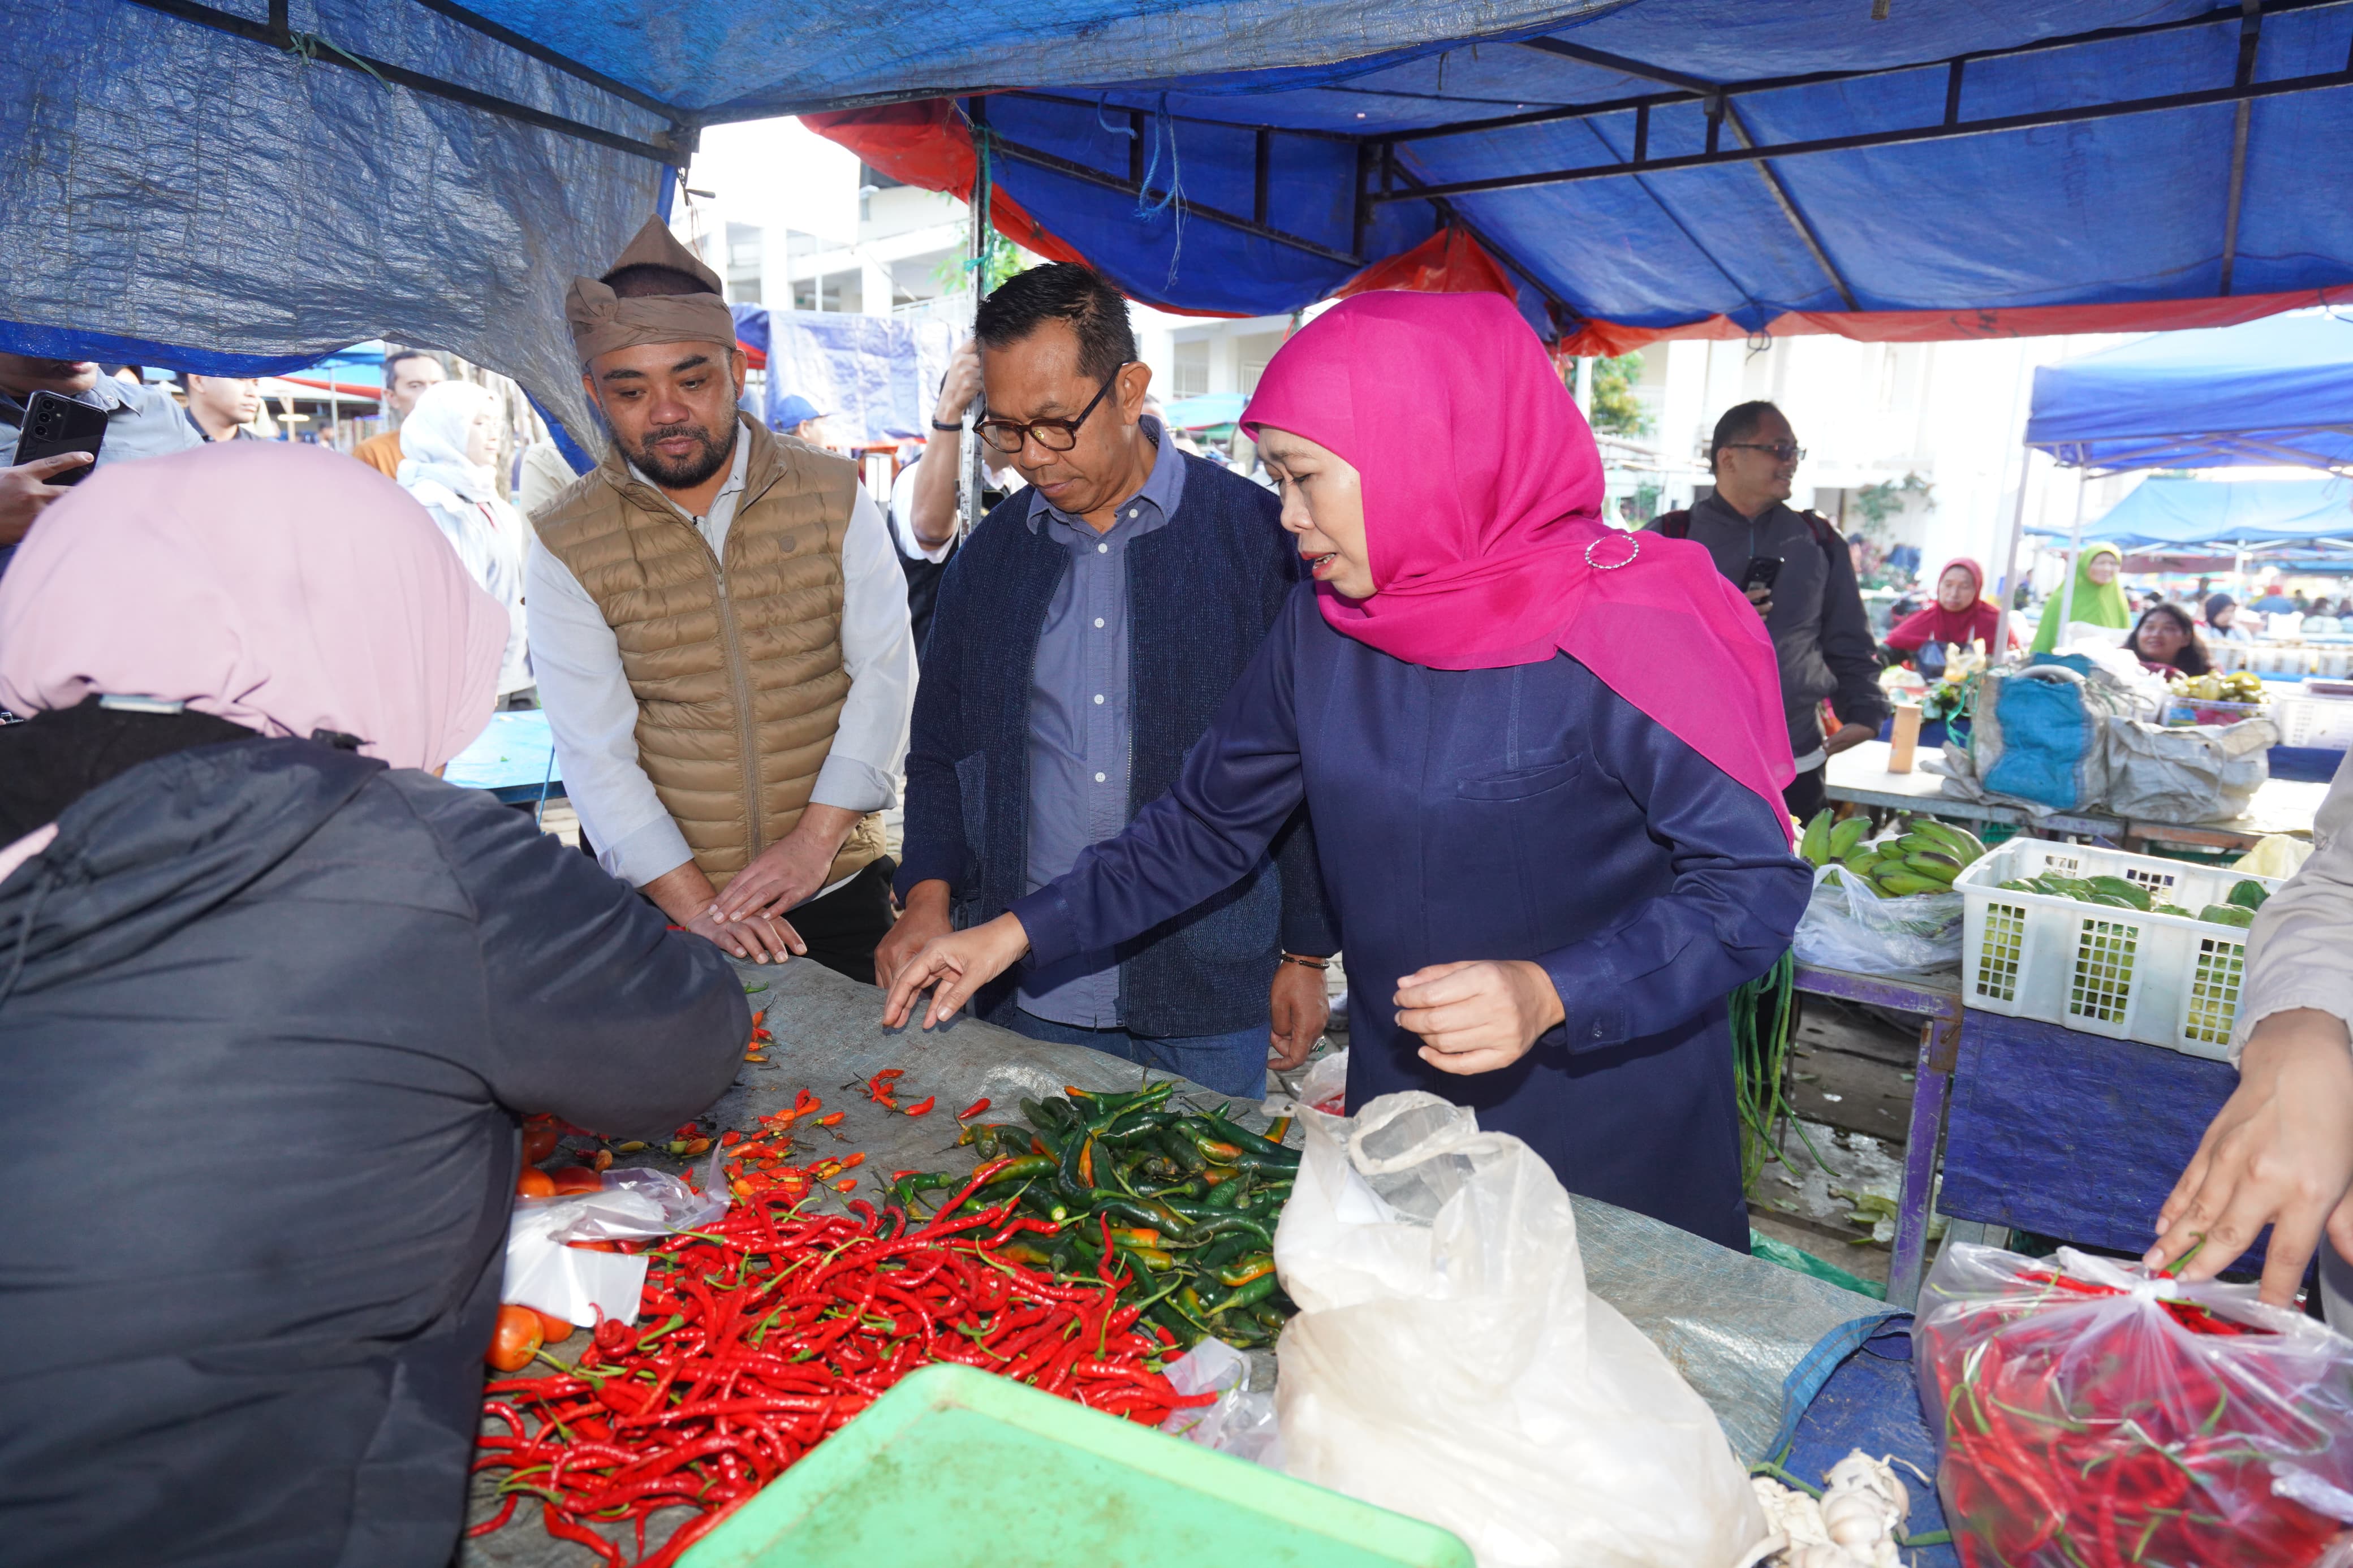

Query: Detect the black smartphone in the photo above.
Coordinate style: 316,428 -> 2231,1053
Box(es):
1740,554 -> 1785,593
14,390 -> 107,483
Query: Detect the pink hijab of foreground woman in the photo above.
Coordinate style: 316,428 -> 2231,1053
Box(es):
0,440 -> 506,774
1242,290 -> 1795,832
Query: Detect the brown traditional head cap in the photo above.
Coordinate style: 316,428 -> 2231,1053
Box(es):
565,217 -> 739,366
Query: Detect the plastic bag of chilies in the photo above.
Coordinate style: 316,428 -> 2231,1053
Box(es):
1916,1242 -> 2353,1567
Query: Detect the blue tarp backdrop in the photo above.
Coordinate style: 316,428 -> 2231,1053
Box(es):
2037,474 -> 2353,549
8,2 -> 2353,446
2026,312 -> 2353,473
731,306 -> 955,448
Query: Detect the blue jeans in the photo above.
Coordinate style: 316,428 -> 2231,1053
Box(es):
1007,1009 -> 1270,1101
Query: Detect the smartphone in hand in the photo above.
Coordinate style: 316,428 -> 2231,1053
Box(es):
14,390 -> 107,485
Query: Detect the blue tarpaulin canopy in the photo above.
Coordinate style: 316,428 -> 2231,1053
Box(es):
2032,474 -> 2353,550
2024,312 -> 2353,473
731,306 -> 954,447
10,1 -> 2353,444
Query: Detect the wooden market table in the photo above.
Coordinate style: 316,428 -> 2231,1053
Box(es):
1797,958 -> 2264,1314
1824,738 -> 2327,854
1792,962 -> 1962,1311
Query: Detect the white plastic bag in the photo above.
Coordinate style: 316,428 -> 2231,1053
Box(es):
501,1158 -> 727,1328
1274,1092 -> 1766,1568
1157,1338 -> 1281,1465
1791,862 -> 1962,975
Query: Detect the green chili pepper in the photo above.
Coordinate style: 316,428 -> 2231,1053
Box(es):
1218,1253 -> 1276,1288
1204,1275 -> 1279,1316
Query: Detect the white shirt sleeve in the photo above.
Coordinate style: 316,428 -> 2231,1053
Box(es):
886,461 -> 954,564
2230,755 -> 2353,1062
523,534 -> 696,888
811,486 -> 917,814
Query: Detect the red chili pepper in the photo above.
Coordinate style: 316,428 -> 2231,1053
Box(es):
902,1096 -> 937,1117
814,1112 -> 844,1127
956,1097 -> 991,1120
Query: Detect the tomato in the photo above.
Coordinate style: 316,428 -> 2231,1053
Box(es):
520,1125 -> 561,1164
548,1166 -> 601,1195
516,1168 -> 556,1199
484,1303 -> 543,1371
532,1308 -> 575,1343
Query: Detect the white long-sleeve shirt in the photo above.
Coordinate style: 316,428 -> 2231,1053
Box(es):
525,435 -> 915,895
2230,750 -> 2353,1061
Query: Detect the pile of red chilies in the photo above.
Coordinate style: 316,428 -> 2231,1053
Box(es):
471,1157 -> 1212,1566
1928,1267 -> 2343,1567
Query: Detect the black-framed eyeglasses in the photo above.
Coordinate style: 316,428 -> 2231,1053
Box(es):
976,365 -> 1129,455
1721,440 -> 1806,463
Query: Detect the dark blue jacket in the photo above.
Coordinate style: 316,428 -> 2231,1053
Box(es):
0,735 -> 747,1567
897,454 -> 1334,1038
1014,585 -> 1811,1247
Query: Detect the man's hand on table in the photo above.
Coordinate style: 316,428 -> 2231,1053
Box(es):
2147,1009 -> 2353,1306
1395,960 -> 1566,1077
645,859 -> 803,964
709,805 -> 859,926
875,879 -> 954,988
1269,958 -> 1331,1072
1824,721 -> 1877,757
882,913 -> 1031,1030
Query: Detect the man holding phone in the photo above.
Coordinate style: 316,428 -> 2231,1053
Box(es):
1646,400 -> 1886,819
0,355 -> 201,574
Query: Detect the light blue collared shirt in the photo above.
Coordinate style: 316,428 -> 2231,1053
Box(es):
1017,417 -> 1188,1028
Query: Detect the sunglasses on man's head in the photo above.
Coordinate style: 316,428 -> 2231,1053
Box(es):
1722,440 -> 1806,463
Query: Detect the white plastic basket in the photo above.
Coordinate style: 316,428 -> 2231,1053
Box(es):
1955,841 -> 2283,1060
2274,694 -> 2353,750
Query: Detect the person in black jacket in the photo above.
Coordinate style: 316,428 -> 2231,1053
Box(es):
0,442 -> 749,1568
1647,401 -> 1890,819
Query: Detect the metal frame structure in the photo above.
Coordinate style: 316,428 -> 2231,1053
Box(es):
119,0 -> 693,164
957,0 -> 2342,322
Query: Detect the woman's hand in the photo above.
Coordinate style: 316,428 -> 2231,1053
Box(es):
1394,960 -> 1565,1076
880,914 -> 1031,1031
2145,1009 -> 2353,1306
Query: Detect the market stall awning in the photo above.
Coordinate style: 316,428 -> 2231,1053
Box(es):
811,1 -> 2353,347
2032,474 -> 2353,550
12,1 -> 2353,448
2024,311 -> 2353,473
1159,392 -> 1249,430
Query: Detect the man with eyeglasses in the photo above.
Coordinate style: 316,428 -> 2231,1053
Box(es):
879,264 -> 1334,1098
1648,400 -> 1886,820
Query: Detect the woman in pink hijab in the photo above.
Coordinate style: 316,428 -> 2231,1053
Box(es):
884,292 -> 1807,1249
0,442 -> 748,1568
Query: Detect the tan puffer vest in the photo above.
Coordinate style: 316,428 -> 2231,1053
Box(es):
534,416 -> 886,891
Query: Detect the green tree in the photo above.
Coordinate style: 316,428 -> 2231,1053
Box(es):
1588,352 -> 1650,437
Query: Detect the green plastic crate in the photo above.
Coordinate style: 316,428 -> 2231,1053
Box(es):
677,1362 -> 1472,1568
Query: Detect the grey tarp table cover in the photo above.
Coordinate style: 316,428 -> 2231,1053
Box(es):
464,957 -> 1890,1565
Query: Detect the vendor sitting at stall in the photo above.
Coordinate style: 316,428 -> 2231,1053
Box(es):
2121,601 -> 2213,676
881,291 -> 1810,1250
1882,555 -> 2015,673
2031,542 -> 2133,653
0,443 -> 749,1568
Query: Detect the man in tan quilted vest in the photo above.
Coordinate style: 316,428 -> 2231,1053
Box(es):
524,218 -> 915,978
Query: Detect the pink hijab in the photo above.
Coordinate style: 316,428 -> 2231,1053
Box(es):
1242,291 -> 1795,830
0,441 -> 506,774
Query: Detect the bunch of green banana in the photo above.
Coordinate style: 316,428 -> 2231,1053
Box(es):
1806,811 -> 1986,897
1797,809 -> 1873,869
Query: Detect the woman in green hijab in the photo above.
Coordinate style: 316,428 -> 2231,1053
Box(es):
2031,542 -> 2134,653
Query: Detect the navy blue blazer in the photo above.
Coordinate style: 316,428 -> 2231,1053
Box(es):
898,454 -> 1335,1038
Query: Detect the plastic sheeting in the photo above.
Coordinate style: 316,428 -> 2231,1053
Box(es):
812,1 -> 2353,347
2027,312 -> 2353,473
0,3 -> 669,449
2036,474 -> 2353,548
731,306 -> 954,447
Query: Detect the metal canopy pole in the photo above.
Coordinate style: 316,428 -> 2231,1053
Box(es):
2057,464 -> 2089,633
959,98 -> 993,542
1992,446 -> 2036,658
